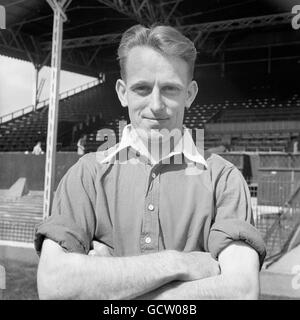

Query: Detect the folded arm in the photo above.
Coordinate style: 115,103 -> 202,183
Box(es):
136,241 -> 260,300
37,239 -> 220,300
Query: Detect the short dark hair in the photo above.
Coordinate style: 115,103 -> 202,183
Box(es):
118,24 -> 197,81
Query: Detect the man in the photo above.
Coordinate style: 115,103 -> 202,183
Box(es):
32,141 -> 44,155
35,24 -> 266,300
77,134 -> 87,156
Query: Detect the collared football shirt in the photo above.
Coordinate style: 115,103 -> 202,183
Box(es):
35,129 -> 266,266
99,124 -> 207,167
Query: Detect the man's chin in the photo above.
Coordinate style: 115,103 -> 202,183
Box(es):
135,127 -> 180,144
135,127 -> 163,142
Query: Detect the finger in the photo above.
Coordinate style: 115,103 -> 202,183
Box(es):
92,241 -> 108,250
91,241 -> 112,257
88,250 -> 96,256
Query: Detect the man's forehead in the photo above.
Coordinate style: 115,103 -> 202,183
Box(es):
124,46 -> 189,84
126,45 -> 183,64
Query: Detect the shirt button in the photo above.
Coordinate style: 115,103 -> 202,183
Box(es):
151,172 -> 156,179
145,237 -> 152,244
148,204 -> 154,211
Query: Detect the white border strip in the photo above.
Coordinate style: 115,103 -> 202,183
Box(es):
0,240 -> 34,248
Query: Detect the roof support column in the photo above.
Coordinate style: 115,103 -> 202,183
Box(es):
43,0 -> 70,220
267,46 -> 272,74
32,64 -> 41,112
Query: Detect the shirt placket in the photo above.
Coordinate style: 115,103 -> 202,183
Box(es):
140,165 -> 160,253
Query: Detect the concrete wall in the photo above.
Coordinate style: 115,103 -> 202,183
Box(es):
0,244 -> 38,265
1,151 -> 254,191
0,152 -> 80,190
260,270 -> 300,299
1,151 -> 299,194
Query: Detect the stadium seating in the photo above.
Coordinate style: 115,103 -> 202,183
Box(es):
183,102 -> 225,129
0,83 -> 114,152
205,131 -> 296,152
200,91 -> 300,152
1,79 -> 299,153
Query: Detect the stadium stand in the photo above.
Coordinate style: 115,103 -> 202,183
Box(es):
1,74 -> 299,154
202,81 -> 300,152
0,78 -> 122,152
183,102 -> 224,129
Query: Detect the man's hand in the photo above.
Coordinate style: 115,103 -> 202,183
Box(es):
177,251 -> 220,281
88,241 -> 112,257
135,241 -> 260,300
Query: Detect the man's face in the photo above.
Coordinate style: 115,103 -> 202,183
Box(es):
116,46 -> 198,140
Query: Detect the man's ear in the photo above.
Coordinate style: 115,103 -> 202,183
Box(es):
185,80 -> 198,110
115,79 -> 128,107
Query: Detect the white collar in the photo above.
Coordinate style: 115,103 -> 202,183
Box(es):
99,124 -> 207,167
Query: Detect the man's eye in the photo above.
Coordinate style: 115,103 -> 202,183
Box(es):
134,86 -> 151,95
163,86 -> 179,94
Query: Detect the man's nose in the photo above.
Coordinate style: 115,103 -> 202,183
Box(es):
149,88 -> 164,113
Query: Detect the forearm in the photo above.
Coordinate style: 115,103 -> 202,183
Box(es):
136,273 -> 259,300
38,242 -> 184,300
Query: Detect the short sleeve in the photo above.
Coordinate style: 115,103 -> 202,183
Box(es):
208,166 -> 266,268
34,155 -> 97,255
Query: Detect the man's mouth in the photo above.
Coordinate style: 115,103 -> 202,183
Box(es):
143,117 -> 169,121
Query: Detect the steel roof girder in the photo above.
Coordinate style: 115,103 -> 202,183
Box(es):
25,12 -> 298,53
179,12 -> 294,34
96,0 -> 181,25
41,33 -> 122,50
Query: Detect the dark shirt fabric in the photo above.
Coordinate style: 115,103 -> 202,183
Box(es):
35,148 -> 266,267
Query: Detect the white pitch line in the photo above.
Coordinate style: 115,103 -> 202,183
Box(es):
0,240 -> 34,248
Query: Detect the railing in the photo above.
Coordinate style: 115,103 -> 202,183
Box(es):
206,107 -> 224,123
0,78 -> 100,124
252,176 -> 300,267
261,203 -> 300,267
